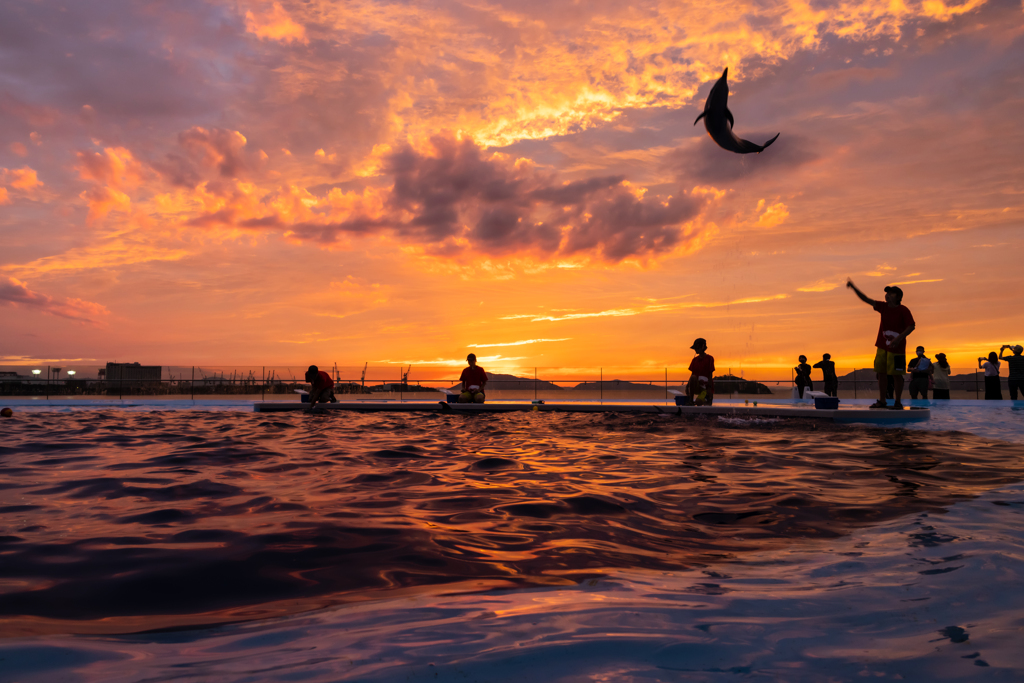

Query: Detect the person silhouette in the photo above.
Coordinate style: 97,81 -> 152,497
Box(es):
459,354 -> 488,403
846,279 -> 915,409
1000,345 -> 1024,400
978,351 -> 1002,400
794,355 -> 813,398
813,353 -> 838,397
686,338 -> 715,406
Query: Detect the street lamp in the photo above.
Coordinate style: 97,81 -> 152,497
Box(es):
31,369 -> 41,376
67,370 -> 76,377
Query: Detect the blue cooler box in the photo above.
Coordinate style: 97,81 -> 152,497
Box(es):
814,397 -> 839,410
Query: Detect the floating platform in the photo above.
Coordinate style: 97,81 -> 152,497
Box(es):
254,400 -> 930,423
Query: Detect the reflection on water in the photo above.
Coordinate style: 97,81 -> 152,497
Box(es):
0,410 -> 1021,636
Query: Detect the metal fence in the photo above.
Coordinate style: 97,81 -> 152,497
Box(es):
0,365 -> 999,401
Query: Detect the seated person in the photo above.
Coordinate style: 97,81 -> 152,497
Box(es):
304,365 -> 337,410
686,338 -> 715,406
459,354 -> 488,403
794,355 -> 813,397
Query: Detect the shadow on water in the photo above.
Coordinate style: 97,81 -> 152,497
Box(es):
0,410 -> 1021,636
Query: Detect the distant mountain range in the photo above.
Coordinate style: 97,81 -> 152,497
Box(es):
363,369 -> 1002,395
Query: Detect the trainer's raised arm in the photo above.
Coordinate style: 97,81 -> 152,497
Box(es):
846,278 -> 877,306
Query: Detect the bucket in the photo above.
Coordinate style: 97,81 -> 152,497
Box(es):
814,397 -> 839,410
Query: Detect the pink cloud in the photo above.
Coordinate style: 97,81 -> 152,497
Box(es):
0,277 -> 110,325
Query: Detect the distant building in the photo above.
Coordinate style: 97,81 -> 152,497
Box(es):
105,362 -> 162,382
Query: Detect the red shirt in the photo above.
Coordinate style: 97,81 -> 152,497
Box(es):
312,370 -> 334,392
688,353 -> 715,394
460,365 -> 487,390
872,302 -> 915,353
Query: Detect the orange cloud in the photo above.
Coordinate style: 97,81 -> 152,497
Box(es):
244,2 -> 308,43
5,238 -> 191,278
176,133 -> 718,265
1,166 -> 44,200
468,338 -> 572,348
798,280 -> 840,292
756,199 -> 789,228
0,277 -> 109,325
8,167 -> 42,190
75,147 -> 146,223
508,293 -> 791,323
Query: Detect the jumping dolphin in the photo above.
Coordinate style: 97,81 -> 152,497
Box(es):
694,68 -> 779,154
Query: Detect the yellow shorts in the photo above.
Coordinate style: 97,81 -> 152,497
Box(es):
873,348 -> 907,376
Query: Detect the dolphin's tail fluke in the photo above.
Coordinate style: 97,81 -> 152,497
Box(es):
694,112 -> 705,126
758,133 -> 780,152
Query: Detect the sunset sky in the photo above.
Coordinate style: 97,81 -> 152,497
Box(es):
1,0 -> 1022,378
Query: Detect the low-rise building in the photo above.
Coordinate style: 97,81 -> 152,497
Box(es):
105,362 -> 162,382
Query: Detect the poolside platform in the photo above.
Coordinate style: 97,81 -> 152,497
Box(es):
253,400 -> 931,422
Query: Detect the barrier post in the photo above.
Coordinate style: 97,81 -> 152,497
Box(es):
534,367 -> 538,401
665,367 -> 668,401
600,368 -> 603,404
47,366 -> 50,400
854,369 -> 857,398
191,366 -> 195,400
976,370 -> 980,400
262,366 -> 265,402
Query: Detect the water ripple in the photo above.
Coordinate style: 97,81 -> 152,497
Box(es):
0,410 -> 1021,636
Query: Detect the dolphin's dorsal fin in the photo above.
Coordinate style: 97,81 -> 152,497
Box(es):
694,112 -> 705,126
725,108 -> 734,129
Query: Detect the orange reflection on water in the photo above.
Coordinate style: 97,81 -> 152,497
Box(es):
0,409 -> 1021,636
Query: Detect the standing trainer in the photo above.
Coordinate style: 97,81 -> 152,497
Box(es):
846,279 -> 916,409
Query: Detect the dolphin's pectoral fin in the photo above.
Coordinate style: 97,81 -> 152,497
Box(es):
725,108 -> 734,129
694,112 -> 705,126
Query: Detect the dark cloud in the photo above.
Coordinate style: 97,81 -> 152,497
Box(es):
379,134 -> 712,260
178,127 -> 253,179
562,189 -> 705,261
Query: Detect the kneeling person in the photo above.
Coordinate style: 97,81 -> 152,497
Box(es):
304,365 -> 337,410
459,353 -> 488,403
